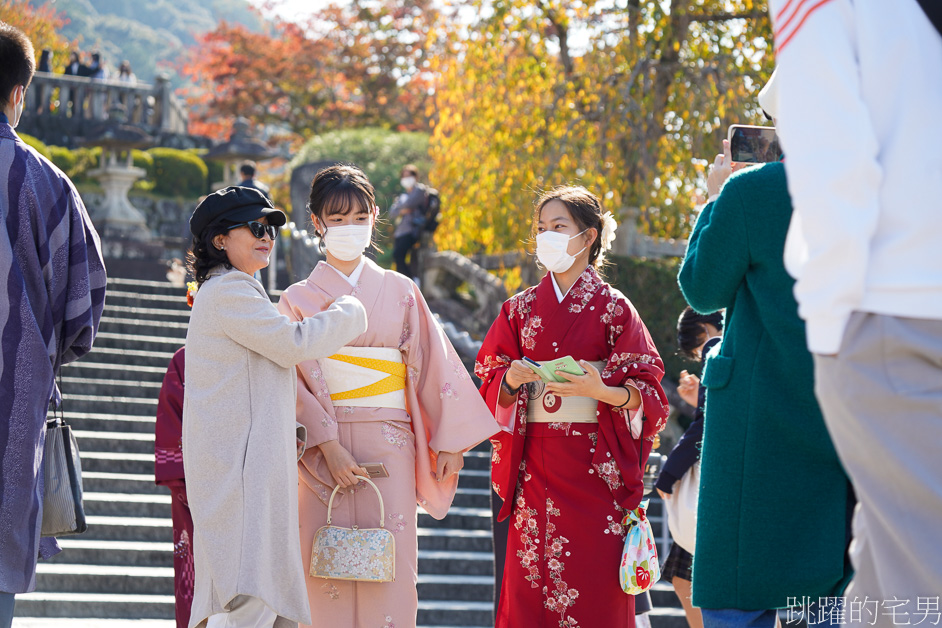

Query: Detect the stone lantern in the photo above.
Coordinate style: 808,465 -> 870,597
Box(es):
205,117 -> 274,189
83,104 -> 154,241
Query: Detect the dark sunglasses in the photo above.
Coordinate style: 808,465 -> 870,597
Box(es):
227,221 -> 278,240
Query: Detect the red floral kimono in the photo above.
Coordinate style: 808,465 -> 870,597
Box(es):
475,267 -> 668,628
154,347 -> 194,628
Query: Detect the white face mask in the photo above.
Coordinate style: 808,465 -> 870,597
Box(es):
323,224 -> 372,261
401,176 -> 416,191
536,229 -> 587,274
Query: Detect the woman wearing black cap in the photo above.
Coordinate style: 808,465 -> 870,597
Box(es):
182,186 -> 368,628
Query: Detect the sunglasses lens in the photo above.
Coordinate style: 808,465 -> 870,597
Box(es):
246,222 -> 278,239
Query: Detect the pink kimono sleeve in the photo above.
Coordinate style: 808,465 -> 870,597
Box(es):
276,292 -> 339,448
400,283 -> 499,519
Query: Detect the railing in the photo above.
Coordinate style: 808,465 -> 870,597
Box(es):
20,72 -> 188,147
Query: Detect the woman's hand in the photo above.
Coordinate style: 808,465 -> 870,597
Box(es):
546,360 -> 606,398
435,450 -> 464,483
318,440 -> 368,488
548,361 -> 641,410
657,488 -> 671,501
503,360 -> 542,390
677,370 -> 701,407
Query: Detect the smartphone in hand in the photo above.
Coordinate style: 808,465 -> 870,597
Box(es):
728,124 -> 783,163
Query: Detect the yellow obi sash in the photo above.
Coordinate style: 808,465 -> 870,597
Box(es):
526,361 -> 605,424
321,347 -> 407,410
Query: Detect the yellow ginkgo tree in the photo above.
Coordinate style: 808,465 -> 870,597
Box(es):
429,0 -> 774,256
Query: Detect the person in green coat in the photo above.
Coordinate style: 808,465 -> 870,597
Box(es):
678,136 -> 853,626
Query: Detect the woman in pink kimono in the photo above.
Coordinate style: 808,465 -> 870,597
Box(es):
277,165 -> 499,628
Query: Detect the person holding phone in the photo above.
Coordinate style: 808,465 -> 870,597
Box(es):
277,165 -> 498,628
475,185 -> 669,628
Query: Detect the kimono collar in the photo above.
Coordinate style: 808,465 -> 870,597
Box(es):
534,265 -> 604,325
323,258 -> 366,287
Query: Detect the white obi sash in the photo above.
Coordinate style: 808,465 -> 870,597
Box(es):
526,361 -> 606,424
320,347 -> 407,410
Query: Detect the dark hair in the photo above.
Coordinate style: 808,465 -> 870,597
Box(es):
186,224 -> 233,286
240,160 -> 256,177
677,306 -> 724,359
91,52 -> 100,63
0,23 -> 35,110
307,164 -> 376,237
401,164 -> 419,178
534,185 -> 607,268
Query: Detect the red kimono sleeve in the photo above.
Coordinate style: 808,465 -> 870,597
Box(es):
595,292 -> 670,510
475,297 -> 526,519
155,347 -> 186,485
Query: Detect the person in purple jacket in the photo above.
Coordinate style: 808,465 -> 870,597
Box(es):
0,23 -> 106,626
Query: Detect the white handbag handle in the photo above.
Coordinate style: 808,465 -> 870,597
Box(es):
326,475 -> 385,528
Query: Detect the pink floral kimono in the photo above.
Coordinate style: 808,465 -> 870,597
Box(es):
277,259 -> 498,628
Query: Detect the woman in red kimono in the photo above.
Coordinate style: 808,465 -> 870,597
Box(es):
476,186 -> 669,628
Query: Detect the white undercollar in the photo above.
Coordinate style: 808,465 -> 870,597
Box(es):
550,273 -> 572,303
325,258 -> 366,287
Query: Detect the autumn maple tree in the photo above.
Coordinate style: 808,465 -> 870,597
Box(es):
429,0 -> 774,255
181,1 -> 440,141
0,0 -> 72,71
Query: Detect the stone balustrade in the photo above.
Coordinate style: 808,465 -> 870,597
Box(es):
19,72 -> 188,148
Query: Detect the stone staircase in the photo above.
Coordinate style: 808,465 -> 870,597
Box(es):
14,276 -> 687,628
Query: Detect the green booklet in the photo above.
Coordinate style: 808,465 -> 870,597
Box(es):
522,356 -> 585,384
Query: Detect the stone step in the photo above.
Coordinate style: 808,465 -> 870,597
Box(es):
81,516 -> 172,543
416,600 -> 492,627
34,563 -> 173,595
98,317 -> 188,341
107,277 -> 191,297
66,412 -> 155,434
417,574 -> 491,601
13,593 -> 174,620
65,395 -> 157,418
63,361 -> 170,384
104,289 -> 192,312
84,492 -> 170,519
81,451 -> 155,475
95,332 -> 186,355
418,507 -> 491,531
83,471 -> 164,496
416,528 -> 493,553
74,430 -> 154,455
451,488 -> 490,509
62,377 -> 163,400
73,346 -> 178,369
101,303 -> 191,323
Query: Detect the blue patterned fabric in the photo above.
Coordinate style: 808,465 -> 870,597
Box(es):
0,116 -> 106,593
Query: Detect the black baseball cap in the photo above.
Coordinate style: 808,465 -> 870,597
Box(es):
189,186 -> 286,238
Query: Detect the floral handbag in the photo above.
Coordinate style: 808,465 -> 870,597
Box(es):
619,499 -> 660,593
619,414 -> 660,594
310,475 -> 396,582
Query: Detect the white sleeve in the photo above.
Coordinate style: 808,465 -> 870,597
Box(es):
770,0 -> 883,354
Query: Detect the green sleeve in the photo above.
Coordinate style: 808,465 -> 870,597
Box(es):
678,182 -> 750,313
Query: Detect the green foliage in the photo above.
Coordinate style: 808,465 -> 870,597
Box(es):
131,149 -> 153,171
147,147 -> 208,197
48,145 -> 78,174
290,128 -> 431,210
605,255 -> 690,383
70,147 -> 102,183
190,149 -> 223,188
18,133 -> 52,160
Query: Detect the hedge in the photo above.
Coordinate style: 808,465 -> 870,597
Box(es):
147,147 -> 208,198
605,255 -> 691,383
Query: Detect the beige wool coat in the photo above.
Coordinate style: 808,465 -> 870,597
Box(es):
183,267 -> 368,628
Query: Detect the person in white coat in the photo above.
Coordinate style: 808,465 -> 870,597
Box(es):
182,186 -> 368,628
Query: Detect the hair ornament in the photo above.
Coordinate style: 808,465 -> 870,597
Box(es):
600,211 -> 618,252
